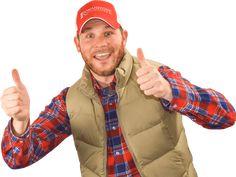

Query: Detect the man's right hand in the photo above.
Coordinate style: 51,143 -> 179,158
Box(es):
0,69 -> 30,136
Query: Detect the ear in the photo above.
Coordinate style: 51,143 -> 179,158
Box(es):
74,36 -> 81,53
122,30 -> 128,47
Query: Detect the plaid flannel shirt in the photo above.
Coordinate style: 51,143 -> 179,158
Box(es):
2,66 -> 235,176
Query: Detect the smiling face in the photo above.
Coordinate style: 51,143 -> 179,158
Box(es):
74,19 -> 128,79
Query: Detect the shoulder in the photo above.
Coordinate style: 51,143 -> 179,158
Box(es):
54,87 -> 70,103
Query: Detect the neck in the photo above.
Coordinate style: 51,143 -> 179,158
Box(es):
90,71 -> 114,88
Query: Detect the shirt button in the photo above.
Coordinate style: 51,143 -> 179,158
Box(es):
112,126 -> 116,130
115,151 -> 120,156
109,102 -> 113,106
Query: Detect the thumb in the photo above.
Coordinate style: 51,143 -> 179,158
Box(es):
137,48 -> 148,67
12,69 -> 24,89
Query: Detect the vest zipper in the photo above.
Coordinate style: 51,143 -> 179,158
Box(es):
96,98 -> 108,177
100,100 -> 108,177
104,126 -> 108,177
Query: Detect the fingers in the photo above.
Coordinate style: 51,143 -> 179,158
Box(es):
136,48 -> 156,78
4,106 -> 22,118
12,69 -> 24,89
0,90 -> 26,119
0,80 -> 26,119
1,92 -> 23,108
141,81 -> 164,97
138,76 -> 167,98
137,48 -> 145,63
136,65 -> 151,77
139,77 -> 158,91
2,86 -> 21,96
1,92 -> 22,102
137,48 -> 149,67
0,95 -> 23,117
136,65 -> 163,98
136,48 -> 171,99
0,69 -> 30,122
136,48 -> 159,94
2,99 -> 23,109
136,65 -> 159,79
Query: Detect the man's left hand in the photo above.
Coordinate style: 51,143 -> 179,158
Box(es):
136,48 -> 173,102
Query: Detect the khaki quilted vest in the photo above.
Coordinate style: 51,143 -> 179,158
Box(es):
66,50 -> 198,177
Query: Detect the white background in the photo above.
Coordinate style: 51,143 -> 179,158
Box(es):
0,0 -> 235,176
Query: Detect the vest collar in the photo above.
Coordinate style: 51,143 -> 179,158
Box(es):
78,49 -> 133,99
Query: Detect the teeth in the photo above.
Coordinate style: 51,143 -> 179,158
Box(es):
95,52 -> 110,60
96,53 -> 110,57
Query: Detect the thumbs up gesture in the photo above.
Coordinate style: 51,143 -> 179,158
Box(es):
1,69 -> 30,135
136,48 -> 173,102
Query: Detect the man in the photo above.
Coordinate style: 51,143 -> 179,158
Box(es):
1,0 -> 235,177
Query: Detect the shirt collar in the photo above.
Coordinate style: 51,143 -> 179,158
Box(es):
90,72 -> 117,92
77,49 -> 133,100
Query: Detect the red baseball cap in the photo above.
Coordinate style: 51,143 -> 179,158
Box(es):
76,0 -> 121,34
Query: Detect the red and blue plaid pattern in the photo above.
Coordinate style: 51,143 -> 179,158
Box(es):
1,88 -> 71,169
158,66 -> 235,129
1,66 -> 235,177
92,76 -> 141,177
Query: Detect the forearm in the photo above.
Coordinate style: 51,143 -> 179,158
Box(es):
1,121 -> 32,169
159,66 -> 236,129
1,88 -> 71,169
2,118 -> 71,169
172,87 -> 235,129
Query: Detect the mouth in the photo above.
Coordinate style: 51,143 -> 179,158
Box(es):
94,52 -> 111,61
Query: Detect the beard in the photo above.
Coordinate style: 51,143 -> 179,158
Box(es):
81,43 -> 125,77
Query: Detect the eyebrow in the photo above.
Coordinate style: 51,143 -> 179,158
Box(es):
81,25 -> 114,34
81,27 -> 92,34
105,25 -> 113,29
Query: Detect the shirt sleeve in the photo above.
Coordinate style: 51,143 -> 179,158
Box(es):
158,65 -> 236,129
1,87 -> 71,169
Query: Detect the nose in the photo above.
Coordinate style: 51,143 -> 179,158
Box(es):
94,35 -> 109,48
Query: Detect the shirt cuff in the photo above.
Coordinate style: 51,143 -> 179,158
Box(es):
160,96 -> 181,111
158,66 -> 189,112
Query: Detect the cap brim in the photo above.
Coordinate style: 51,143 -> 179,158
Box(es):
79,17 -> 120,34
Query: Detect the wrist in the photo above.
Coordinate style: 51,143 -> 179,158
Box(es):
162,81 -> 173,102
12,118 -> 30,137
163,92 -> 173,102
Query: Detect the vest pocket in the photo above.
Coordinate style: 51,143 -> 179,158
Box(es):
141,149 -> 186,177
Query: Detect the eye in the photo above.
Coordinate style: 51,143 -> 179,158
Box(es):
104,31 -> 113,37
85,33 -> 95,39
